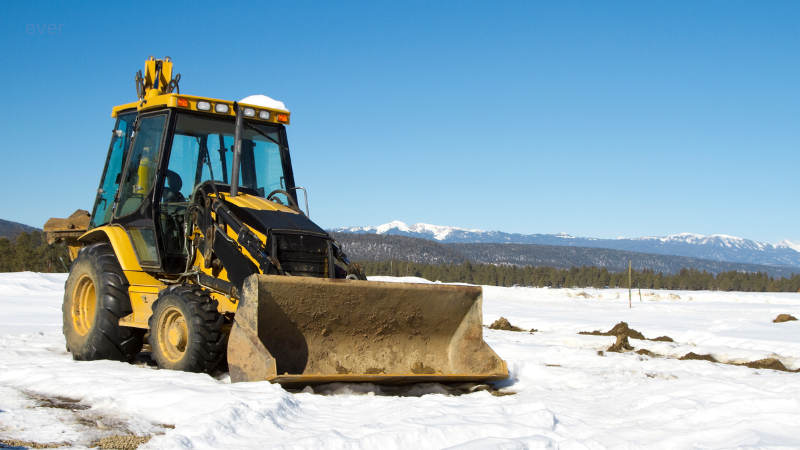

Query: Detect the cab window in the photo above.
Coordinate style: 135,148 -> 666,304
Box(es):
116,115 -> 167,217
90,112 -> 136,228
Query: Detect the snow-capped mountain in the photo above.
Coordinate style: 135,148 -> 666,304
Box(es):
329,221 -> 800,269
777,239 -> 800,253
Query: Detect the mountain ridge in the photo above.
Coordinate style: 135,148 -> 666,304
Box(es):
330,221 -> 800,269
329,233 -> 799,279
0,219 -> 40,238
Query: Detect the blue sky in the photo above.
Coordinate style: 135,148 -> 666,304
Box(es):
1,1 -> 797,244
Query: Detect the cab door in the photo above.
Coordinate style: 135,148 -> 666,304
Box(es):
90,111 -> 137,229
113,112 -> 169,269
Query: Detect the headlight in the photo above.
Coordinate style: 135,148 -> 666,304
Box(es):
258,110 -> 270,120
244,107 -> 256,117
215,103 -> 230,114
197,101 -> 211,111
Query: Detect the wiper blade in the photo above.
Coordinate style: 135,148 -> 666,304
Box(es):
244,121 -> 285,149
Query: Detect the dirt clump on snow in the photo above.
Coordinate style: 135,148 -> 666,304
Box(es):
773,314 -> 798,323
0,439 -> 65,449
33,394 -> 89,411
569,291 -> 592,298
579,321 -> 674,343
579,330 -> 603,336
97,435 -> 151,450
607,322 -> 645,340
579,321 -> 643,340
490,390 -> 517,397
488,317 -> 525,332
636,349 -> 656,357
680,352 -> 717,362
739,358 -> 789,371
607,335 -> 633,352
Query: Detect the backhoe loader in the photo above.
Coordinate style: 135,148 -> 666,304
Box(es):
45,57 -> 508,386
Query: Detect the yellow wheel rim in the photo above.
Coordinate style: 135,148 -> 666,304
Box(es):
72,274 -> 96,336
157,306 -> 188,363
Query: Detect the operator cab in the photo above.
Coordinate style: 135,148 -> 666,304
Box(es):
89,91 -> 296,273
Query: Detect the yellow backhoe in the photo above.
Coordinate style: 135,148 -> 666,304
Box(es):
45,57 -> 508,386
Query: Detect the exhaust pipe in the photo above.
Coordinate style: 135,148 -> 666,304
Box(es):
230,102 -> 244,197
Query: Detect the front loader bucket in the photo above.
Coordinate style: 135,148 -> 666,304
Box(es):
227,275 -> 508,386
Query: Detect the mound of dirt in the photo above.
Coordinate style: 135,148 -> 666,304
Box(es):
579,322 -> 675,344
489,317 -> 525,332
636,349 -> 656,357
607,322 -> 645,340
579,321 -> 645,340
740,358 -> 789,371
680,352 -> 716,362
608,335 -> 633,353
773,314 -> 798,323
579,330 -> 603,336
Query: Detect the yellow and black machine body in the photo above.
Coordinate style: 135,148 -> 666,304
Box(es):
47,57 -> 508,386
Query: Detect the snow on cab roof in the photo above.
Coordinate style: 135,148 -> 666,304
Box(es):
239,95 -> 289,112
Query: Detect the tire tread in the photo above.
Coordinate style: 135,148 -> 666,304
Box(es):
148,285 -> 226,373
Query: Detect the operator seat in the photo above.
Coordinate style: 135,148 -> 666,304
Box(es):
162,170 -> 186,203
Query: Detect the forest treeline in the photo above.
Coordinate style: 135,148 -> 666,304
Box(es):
2,231 -> 799,292
359,260 -> 800,292
0,231 -> 70,273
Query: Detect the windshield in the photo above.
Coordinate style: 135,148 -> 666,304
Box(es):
163,113 -> 290,204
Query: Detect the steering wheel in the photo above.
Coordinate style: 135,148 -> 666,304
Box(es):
266,189 -> 300,210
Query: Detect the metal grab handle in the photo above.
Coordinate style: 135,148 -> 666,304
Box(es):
288,187 -> 309,218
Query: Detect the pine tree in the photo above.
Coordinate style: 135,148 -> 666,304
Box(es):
0,238 -> 12,272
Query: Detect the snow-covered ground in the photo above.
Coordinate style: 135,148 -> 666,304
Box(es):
1,272 -> 799,449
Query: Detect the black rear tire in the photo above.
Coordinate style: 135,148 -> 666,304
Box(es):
63,243 -> 145,362
148,285 -> 226,373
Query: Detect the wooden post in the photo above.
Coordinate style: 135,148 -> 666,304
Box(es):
628,260 -> 632,309
638,282 -> 642,302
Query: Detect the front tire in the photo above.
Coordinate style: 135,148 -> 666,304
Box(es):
148,285 -> 226,373
63,243 -> 144,361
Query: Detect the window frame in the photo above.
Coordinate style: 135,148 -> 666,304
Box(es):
109,109 -> 172,270
89,109 -> 137,229
161,111 -> 296,203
